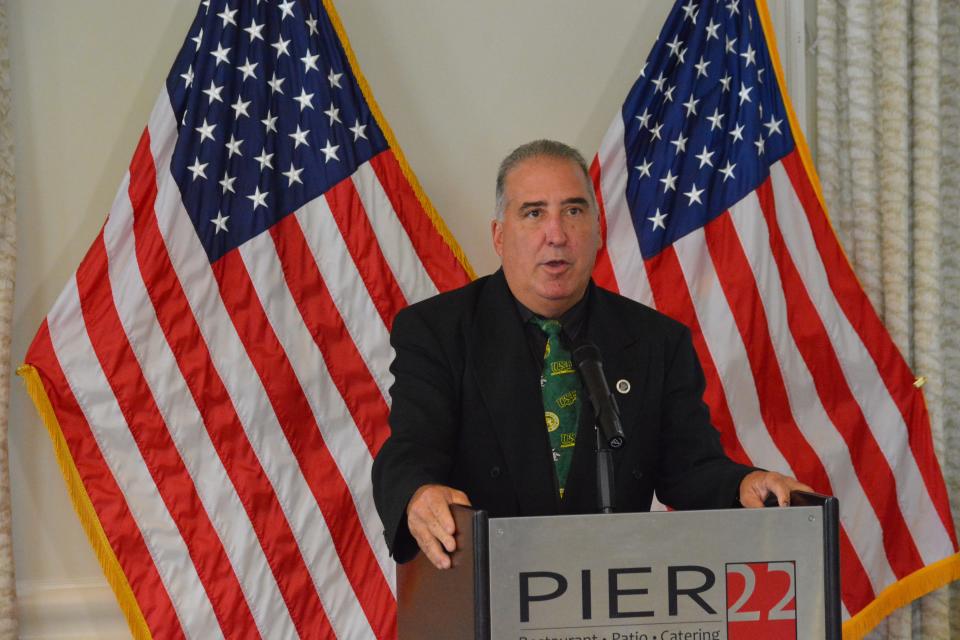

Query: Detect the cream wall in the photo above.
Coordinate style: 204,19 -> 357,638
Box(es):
6,1 -> 810,636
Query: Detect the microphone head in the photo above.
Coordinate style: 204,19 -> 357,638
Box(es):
572,342 -> 601,368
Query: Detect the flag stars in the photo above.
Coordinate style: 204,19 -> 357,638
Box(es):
191,28 -> 204,51
211,211 -> 229,234
350,119 -> 368,141
670,132 -> 688,154
681,0 -> 698,22
705,18 -> 720,40
659,169 -> 678,192
195,118 -> 216,143
301,51 -> 320,73
695,146 -> 714,168
272,35 -> 291,58
649,122 -> 664,141
203,80 -> 224,104
635,158 -> 653,178
764,115 -> 783,136
738,84 -> 753,106
663,84 -> 675,102
652,72 -> 666,93
321,139 -> 340,163
719,160 -> 736,182
306,15 -> 319,36
758,68 -> 765,84
225,134 -> 243,157
262,110 -> 278,134
324,102 -> 342,125
247,186 -> 269,210
719,73 -> 732,92
726,0 -> 740,16
328,69 -> 344,89
255,149 -> 274,170
283,164 -> 304,186
267,73 -> 285,95
666,35 -> 683,58
217,6 -> 238,27
648,208 -> 668,231
729,123 -> 745,142
707,107 -> 724,131
740,44 -> 757,67
684,183 -> 705,206
231,96 -> 251,119
188,157 -> 208,181
244,19 -> 265,41
180,65 -> 194,88
238,58 -> 258,81
682,95 -> 699,117
219,172 -> 237,194
278,0 -> 296,20
209,42 -> 231,66
289,125 -> 310,148
295,88 -> 315,111
754,135 -> 765,155
677,47 -> 687,65
636,108 -> 652,130
694,56 -> 710,79
725,36 -> 736,55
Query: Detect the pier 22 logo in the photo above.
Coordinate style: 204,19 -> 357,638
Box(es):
725,562 -> 797,639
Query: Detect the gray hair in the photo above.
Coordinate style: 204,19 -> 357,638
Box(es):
494,139 -> 597,219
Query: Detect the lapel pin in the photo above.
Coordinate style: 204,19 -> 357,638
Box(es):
616,379 -> 631,394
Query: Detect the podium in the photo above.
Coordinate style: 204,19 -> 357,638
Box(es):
397,492 -> 840,639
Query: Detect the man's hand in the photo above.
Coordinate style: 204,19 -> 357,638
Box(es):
738,470 -> 813,508
406,484 -> 472,569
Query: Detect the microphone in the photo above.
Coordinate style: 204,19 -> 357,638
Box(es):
572,343 -> 626,449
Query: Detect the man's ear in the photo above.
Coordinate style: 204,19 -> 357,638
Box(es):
491,218 -> 504,258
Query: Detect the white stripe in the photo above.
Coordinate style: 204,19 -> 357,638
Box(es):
597,114 -> 653,305
47,279 -> 221,640
352,161 -> 440,304
146,96 -> 377,638
239,230 -> 396,593
297,196 -> 395,402
728,191 -> 895,591
671,229 -> 794,475
102,175 -> 296,637
769,160 -> 954,564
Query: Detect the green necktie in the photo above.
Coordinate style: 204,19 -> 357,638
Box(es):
531,317 -> 581,498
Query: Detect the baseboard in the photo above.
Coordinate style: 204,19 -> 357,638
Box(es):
16,579 -> 128,640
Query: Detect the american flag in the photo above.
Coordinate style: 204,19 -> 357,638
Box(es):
19,0 -> 470,637
590,0 -> 958,635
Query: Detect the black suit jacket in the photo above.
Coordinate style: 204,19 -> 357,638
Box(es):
372,270 -> 753,562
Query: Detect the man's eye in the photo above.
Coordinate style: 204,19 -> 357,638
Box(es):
524,209 -> 542,218
567,207 -> 582,216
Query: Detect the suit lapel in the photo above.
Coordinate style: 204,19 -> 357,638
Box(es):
471,271 -> 558,514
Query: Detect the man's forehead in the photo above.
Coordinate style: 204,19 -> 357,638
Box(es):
504,155 -> 591,193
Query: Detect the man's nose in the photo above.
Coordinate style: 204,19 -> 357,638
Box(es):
544,212 -> 568,245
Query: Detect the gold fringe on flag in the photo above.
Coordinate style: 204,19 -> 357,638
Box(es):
322,0 -> 477,282
16,364 -> 152,640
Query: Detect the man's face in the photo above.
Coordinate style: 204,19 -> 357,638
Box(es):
492,155 -> 601,318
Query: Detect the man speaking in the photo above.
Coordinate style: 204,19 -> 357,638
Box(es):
372,140 -> 809,569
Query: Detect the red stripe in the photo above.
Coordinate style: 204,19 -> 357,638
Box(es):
325,177 -> 408,330
368,150 -> 472,293
781,152 -> 958,546
75,232 -> 257,636
270,215 -> 392,455
127,131 -> 334,637
589,156 -> 619,292
26,322 -> 185,639
753,179 -> 924,578
642,246 -> 751,465
213,249 -> 397,640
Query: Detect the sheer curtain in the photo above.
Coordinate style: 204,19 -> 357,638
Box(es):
0,0 -> 18,636
816,0 -> 960,637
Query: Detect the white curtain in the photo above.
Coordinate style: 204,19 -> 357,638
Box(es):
0,0 -> 18,636
816,0 -> 959,637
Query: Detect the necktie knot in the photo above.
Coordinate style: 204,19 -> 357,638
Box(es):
531,316 -> 563,339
